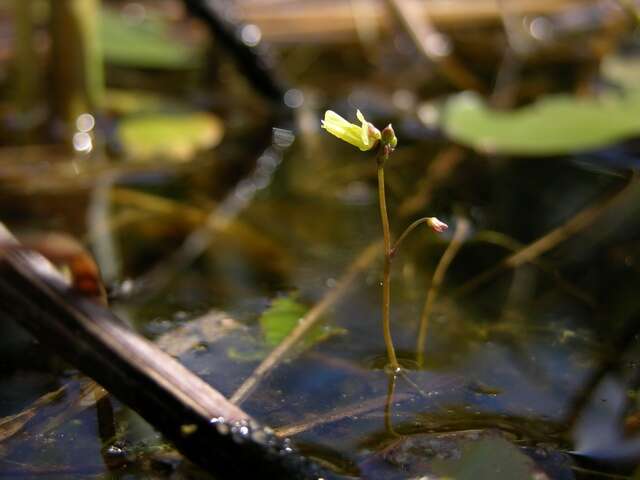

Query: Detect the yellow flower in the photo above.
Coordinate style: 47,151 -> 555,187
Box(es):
321,110 -> 381,151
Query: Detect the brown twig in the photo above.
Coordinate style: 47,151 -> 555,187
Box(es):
230,240 -> 382,404
274,393 -> 410,437
453,175 -> 640,298
473,230 -> 595,306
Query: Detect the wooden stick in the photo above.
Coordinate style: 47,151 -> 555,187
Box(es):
0,246 -> 332,479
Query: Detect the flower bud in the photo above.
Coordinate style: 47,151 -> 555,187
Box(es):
381,124 -> 398,149
427,217 -> 448,233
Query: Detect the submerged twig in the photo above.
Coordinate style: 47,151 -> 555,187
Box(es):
473,230 -> 595,306
416,217 -> 470,366
453,176 -> 640,298
274,393 -> 410,438
230,240 -> 382,404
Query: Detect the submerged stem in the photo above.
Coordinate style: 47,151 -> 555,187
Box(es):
377,147 -> 400,371
384,372 -> 399,436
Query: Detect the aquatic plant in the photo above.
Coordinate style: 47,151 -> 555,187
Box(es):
322,110 -> 447,371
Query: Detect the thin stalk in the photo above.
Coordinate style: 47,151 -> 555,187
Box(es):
417,217 -> 469,367
377,147 -> 400,371
391,216 -> 433,257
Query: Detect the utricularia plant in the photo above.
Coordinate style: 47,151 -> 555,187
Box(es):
322,110 -> 448,371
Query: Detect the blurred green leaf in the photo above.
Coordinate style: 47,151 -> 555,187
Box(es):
442,90 -> 640,156
259,295 -> 346,349
105,89 -> 178,116
101,7 -> 199,69
260,296 -> 308,347
117,112 -> 223,161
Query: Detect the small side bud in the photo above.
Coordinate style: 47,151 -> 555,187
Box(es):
427,217 -> 448,233
381,124 -> 398,149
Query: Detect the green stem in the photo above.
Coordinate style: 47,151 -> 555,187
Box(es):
391,216 -> 433,257
377,147 -> 400,371
416,218 -> 469,366
15,0 -> 37,116
51,0 -> 104,134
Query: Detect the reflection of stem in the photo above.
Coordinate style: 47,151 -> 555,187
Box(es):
377,148 -> 400,371
384,372 -> 399,436
474,230 -> 594,306
417,218 -> 470,367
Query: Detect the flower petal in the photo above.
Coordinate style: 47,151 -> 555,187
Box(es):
321,109 -> 378,151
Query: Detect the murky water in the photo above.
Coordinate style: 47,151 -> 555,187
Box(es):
1,112 -> 639,479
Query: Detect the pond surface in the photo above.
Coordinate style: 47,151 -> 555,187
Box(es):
1,108 -> 639,480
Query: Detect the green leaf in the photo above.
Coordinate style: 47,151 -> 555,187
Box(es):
442,90 -> 640,156
101,7 -> 200,69
259,295 -> 346,349
105,89 -> 179,116
117,112 -> 224,161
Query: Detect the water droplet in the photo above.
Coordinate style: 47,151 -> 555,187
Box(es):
240,24 -> 262,47
72,132 -> 92,153
75,113 -> 95,132
284,89 -> 304,109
